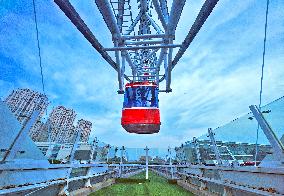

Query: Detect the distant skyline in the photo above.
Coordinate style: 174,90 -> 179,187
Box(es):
1,0 -> 284,147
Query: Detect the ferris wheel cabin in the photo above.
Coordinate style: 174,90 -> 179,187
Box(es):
121,82 -> 161,134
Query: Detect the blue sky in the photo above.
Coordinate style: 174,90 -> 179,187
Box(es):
0,0 -> 284,148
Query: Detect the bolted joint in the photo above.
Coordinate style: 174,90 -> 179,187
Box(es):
166,88 -> 172,93
117,90 -> 124,94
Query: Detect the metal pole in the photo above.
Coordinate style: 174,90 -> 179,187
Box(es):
106,148 -> 109,163
117,0 -> 126,31
54,0 -> 131,81
95,0 -> 121,36
115,41 -> 123,92
208,128 -> 222,165
122,34 -> 168,40
104,44 -> 181,51
159,0 -> 169,22
166,43 -> 173,91
152,0 -> 168,30
90,137 -> 98,163
69,127 -> 82,163
58,126 -> 82,195
171,0 -> 219,69
85,138 -> 98,188
249,105 -> 284,163
145,146 -> 149,180
192,137 -> 202,164
119,146 -> 125,177
168,146 -> 173,179
167,0 -> 186,36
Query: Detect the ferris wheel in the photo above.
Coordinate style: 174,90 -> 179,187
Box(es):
54,0 -> 219,134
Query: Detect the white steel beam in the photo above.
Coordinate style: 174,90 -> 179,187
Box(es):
105,44 -> 181,51
54,0 -> 131,81
208,128 -> 222,165
146,13 -> 164,34
117,0 -> 126,32
172,0 -> 219,69
1,109 -> 40,162
122,33 -> 168,40
152,0 -> 168,30
159,0 -> 169,22
95,0 -> 121,37
125,11 -> 142,35
249,105 -> 284,162
167,0 -> 186,36
125,40 -> 164,45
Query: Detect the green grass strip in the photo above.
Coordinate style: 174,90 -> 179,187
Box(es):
89,171 -> 193,196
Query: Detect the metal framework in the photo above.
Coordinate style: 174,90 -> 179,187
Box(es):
1,100 -> 284,195
249,105 -> 284,164
54,0 -> 219,93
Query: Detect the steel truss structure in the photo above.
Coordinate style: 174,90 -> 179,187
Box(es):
54,0 -> 219,93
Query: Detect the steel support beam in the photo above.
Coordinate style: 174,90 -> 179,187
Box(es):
156,48 -> 167,83
141,48 -> 160,63
146,13 -> 164,34
159,0 -> 169,22
125,40 -> 164,45
208,128 -> 222,165
1,109 -> 40,162
125,12 -> 142,35
167,0 -> 186,36
54,0 -> 131,81
145,146 -> 149,180
172,0 -> 219,69
166,45 -> 173,91
120,51 -> 126,93
192,137 -> 202,164
95,0 -> 121,37
168,147 -> 174,179
122,34 -> 168,40
152,0 -> 168,30
105,44 -> 181,51
125,53 -> 137,73
114,42 -> 123,91
249,105 -> 284,162
117,0 -> 126,32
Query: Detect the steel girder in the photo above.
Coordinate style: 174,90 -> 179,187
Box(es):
249,105 -> 284,163
160,0 -> 220,83
55,0 -> 219,92
172,0 -> 219,68
54,0 -> 131,82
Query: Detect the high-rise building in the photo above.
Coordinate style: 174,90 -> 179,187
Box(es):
76,119 -> 92,143
32,122 -> 49,142
4,88 -> 49,141
48,106 -> 77,143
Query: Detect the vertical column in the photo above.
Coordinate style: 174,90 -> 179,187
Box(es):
145,146 -> 149,180
249,105 -> 284,164
208,128 -> 222,165
59,126 -> 82,195
90,137 -> 98,163
106,145 -> 110,163
84,139 -> 96,189
192,137 -> 202,164
119,146 -> 125,177
168,146 -> 173,179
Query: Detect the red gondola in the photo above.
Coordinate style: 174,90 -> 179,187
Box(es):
121,81 -> 160,134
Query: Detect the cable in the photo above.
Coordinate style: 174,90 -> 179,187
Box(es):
32,0 -> 45,94
254,0 -> 269,166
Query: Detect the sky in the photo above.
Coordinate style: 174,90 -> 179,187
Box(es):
0,0 -> 284,148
